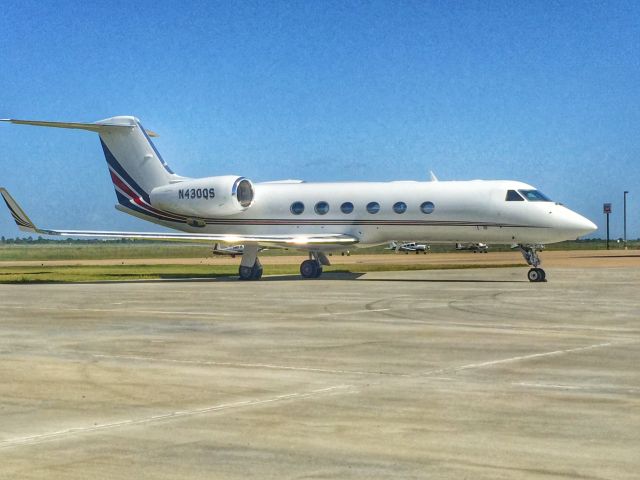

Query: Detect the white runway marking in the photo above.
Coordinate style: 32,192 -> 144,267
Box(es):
453,342 -> 614,371
0,340 -> 627,451
0,384 -> 354,450
419,341 -> 624,377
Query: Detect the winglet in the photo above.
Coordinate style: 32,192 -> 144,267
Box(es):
0,188 -> 38,233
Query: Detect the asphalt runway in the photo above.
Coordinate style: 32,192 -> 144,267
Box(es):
1,267 -> 639,479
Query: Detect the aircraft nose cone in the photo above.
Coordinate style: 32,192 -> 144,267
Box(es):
583,217 -> 598,235
567,212 -> 598,238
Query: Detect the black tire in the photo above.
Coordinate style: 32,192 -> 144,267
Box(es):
300,259 -> 318,278
538,268 -> 546,281
252,267 -> 263,280
239,261 -> 263,281
528,268 -> 543,282
239,265 -> 254,281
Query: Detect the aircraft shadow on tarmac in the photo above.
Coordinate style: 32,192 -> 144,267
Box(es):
354,277 -> 527,283
573,254 -> 640,259
253,271 -> 526,283
9,271 -> 526,285
155,271 -> 525,284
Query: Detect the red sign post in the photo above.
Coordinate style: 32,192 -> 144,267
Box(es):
603,203 -> 612,249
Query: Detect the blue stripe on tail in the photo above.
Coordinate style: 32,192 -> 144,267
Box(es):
100,139 -> 151,202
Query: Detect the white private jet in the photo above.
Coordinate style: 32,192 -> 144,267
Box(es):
0,116 -> 596,282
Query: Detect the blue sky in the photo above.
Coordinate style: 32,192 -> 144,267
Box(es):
1,0 -> 639,239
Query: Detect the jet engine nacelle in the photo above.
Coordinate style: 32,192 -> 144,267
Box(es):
150,176 -> 254,217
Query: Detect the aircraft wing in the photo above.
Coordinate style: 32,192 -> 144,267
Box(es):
0,188 -> 358,247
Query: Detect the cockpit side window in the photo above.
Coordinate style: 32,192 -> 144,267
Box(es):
518,189 -> 552,202
506,190 -> 524,201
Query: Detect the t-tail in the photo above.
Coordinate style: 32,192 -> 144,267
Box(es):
0,116 -> 184,218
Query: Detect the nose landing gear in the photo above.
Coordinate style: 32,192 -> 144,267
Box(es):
518,245 -> 547,282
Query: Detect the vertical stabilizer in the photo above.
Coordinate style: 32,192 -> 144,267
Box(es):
96,116 -> 181,204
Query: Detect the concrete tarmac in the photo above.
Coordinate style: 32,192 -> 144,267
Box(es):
0,267 -> 639,479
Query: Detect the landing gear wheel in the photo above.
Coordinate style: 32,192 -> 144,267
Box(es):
239,265 -> 253,280
300,259 -> 320,279
527,268 -> 546,282
239,261 -> 263,281
252,266 -> 263,280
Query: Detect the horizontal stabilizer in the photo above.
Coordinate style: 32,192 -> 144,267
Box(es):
0,118 -> 158,137
0,188 -> 358,247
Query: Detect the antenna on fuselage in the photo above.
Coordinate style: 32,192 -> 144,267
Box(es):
429,171 -> 439,182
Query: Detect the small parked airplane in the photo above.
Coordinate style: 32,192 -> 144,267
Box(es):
455,242 -> 489,253
211,243 -> 266,258
0,116 -> 597,282
386,241 -> 430,254
212,243 -> 246,258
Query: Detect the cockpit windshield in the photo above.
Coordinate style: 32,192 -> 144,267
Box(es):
505,190 -> 524,201
518,189 -> 552,202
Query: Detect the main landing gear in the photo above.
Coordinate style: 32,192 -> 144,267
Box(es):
238,244 -> 263,281
238,258 -> 262,280
300,251 -> 330,279
238,246 -> 331,280
518,244 -> 546,282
